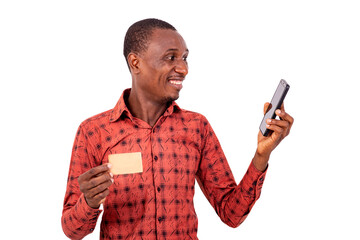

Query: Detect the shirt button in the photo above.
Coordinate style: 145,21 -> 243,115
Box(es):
157,187 -> 161,192
154,155 -> 158,161
158,217 -> 162,222
90,228 -> 94,231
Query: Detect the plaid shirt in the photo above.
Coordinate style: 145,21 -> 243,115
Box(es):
62,89 -> 267,240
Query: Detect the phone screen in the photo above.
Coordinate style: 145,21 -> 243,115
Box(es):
260,79 -> 290,136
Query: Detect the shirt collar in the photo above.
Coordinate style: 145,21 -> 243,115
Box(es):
109,88 -> 181,123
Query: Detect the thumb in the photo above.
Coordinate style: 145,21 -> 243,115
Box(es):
99,197 -> 106,205
263,102 -> 271,115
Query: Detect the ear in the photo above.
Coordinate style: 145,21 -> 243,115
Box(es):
127,53 -> 141,74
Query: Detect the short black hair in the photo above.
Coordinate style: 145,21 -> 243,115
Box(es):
123,18 -> 177,69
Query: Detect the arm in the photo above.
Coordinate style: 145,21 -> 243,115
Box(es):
196,159 -> 266,228
61,125 -> 113,240
196,104 -> 293,228
195,117 -> 267,228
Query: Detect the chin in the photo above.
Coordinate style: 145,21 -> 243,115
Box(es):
164,93 -> 180,103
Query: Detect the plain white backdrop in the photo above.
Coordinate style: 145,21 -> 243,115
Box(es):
1,0 -> 359,239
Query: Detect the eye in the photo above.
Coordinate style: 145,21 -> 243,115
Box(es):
183,56 -> 188,62
167,55 -> 175,61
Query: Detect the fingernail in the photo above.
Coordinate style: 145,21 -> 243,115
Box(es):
276,110 -> 281,114
266,124 -> 270,128
107,163 -> 112,168
267,119 -> 272,123
109,172 -> 113,178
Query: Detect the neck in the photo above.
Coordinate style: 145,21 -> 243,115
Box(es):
127,88 -> 169,127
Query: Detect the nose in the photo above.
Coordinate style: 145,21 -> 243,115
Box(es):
174,60 -> 188,76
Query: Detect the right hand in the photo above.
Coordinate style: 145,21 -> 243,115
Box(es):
78,163 -> 114,209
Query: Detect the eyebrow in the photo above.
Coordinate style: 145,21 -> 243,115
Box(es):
165,48 -> 189,54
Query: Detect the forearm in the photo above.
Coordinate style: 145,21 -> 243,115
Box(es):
62,124 -> 104,239
252,150 -> 270,172
220,161 -> 267,227
61,194 -> 102,240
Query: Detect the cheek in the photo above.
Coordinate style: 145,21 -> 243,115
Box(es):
142,60 -> 172,87
152,67 -> 171,84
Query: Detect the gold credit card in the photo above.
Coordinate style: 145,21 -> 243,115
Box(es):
108,152 -> 143,175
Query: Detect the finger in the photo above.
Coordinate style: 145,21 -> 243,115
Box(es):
87,178 -> 113,198
266,118 -> 290,129
266,123 -> 285,137
275,109 -> 294,126
267,118 -> 291,137
92,189 -> 110,203
78,163 -> 111,182
82,171 -> 113,193
263,102 -> 270,115
99,197 -> 106,205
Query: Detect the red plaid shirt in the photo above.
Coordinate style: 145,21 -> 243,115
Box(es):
62,89 -> 267,240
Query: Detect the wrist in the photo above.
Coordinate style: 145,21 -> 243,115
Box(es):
252,150 -> 270,172
84,196 -> 100,209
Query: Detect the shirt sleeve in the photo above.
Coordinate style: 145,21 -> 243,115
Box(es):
195,117 -> 267,228
61,124 -> 102,240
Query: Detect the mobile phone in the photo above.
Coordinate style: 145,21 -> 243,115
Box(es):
259,79 -> 290,136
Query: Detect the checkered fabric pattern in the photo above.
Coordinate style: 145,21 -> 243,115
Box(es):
62,89 -> 267,240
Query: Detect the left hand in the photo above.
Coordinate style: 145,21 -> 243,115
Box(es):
253,102 -> 294,171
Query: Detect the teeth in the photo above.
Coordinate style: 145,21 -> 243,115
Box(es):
170,80 -> 182,85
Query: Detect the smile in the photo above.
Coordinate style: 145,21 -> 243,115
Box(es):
168,78 -> 184,90
169,80 -> 183,85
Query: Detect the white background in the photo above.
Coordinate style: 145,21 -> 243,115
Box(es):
1,0 -> 359,239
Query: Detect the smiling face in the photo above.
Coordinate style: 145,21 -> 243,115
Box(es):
130,29 -> 189,104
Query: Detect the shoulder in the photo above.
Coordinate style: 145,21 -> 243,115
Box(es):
78,109 -> 113,132
178,107 -> 207,119
175,108 -> 211,129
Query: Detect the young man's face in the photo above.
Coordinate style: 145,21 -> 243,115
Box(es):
135,29 -> 189,104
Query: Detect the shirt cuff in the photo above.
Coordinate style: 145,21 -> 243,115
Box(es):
244,162 -> 268,200
76,194 -> 103,225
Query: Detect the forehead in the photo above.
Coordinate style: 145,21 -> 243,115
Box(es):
146,29 -> 188,54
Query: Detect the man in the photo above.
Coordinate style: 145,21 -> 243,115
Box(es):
62,18 -> 294,240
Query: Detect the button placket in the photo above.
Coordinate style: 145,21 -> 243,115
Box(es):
150,125 -> 164,236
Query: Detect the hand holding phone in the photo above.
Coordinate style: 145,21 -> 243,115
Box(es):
259,79 -> 290,136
